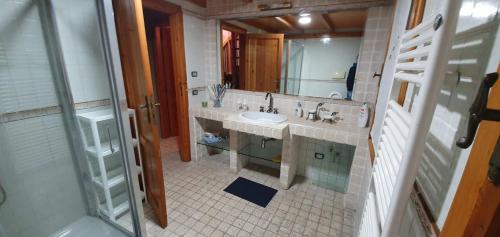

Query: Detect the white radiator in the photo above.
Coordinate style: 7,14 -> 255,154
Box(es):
359,1 -> 461,236
359,192 -> 380,237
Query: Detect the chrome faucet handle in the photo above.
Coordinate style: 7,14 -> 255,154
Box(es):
259,106 -> 265,112
273,108 -> 279,114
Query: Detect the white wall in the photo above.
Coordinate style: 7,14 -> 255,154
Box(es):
297,38 -> 361,97
0,1 -> 87,236
183,13 -> 210,107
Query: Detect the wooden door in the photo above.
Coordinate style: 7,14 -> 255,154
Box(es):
244,33 -> 284,92
112,0 -> 167,227
154,26 -> 179,138
441,69 -> 500,236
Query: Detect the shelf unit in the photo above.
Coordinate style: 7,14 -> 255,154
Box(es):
197,134 -> 282,168
77,108 -> 145,223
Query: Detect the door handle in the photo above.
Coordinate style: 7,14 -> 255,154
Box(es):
139,96 -> 149,110
456,72 -> 500,149
138,96 -> 151,122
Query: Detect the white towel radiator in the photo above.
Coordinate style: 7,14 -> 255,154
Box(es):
359,1 -> 461,236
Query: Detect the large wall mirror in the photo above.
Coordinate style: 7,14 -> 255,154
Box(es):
218,10 -> 367,100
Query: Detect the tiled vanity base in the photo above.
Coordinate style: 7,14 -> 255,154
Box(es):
189,107 -> 371,211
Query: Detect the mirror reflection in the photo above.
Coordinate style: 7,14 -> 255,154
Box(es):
219,10 -> 367,100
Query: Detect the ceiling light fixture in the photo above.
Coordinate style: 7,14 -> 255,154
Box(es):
298,15 -> 311,25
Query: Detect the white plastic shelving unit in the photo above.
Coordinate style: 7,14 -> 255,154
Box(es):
77,108 -> 146,223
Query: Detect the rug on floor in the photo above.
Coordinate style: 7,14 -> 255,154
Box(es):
223,177 -> 277,208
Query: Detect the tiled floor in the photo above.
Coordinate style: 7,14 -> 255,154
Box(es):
143,137 -> 354,237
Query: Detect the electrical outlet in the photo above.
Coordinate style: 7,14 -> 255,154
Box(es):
314,152 -> 324,159
192,90 -> 198,95
191,71 -> 198,77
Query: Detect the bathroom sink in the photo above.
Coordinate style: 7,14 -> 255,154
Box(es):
239,111 -> 287,124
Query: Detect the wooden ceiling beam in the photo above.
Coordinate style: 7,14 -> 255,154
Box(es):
239,19 -> 277,33
321,14 -> 336,31
274,16 -> 299,32
185,0 -> 207,8
285,31 -> 363,39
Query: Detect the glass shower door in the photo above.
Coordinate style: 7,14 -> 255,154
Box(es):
281,39 -> 304,96
0,0 -> 142,236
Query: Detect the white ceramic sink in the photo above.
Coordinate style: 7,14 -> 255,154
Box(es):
239,111 -> 287,124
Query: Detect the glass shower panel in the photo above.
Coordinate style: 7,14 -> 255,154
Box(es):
286,40 -> 304,95
0,1 -> 139,237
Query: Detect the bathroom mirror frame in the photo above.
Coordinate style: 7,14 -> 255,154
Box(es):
216,8 -> 368,103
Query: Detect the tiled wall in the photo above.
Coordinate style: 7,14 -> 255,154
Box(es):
206,0 -> 391,19
0,1 -> 87,236
296,137 -> 356,193
53,0 -> 111,104
353,6 -> 394,104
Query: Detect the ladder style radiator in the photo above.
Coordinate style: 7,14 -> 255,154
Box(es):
359,1 -> 461,236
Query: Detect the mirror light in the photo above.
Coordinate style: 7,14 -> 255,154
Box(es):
298,16 -> 311,25
321,37 -> 331,44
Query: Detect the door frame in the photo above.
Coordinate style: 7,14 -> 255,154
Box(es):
219,21 -> 247,86
142,0 -> 191,162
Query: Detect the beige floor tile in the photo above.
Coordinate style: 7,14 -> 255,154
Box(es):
138,137 -> 354,236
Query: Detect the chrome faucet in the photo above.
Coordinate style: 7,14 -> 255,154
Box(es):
315,102 -> 324,121
265,93 -> 274,113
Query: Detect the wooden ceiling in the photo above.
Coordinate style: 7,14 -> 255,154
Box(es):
236,10 -> 367,38
186,0 -> 207,8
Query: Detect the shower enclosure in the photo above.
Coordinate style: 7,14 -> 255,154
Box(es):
280,40 -> 304,95
0,0 -> 143,236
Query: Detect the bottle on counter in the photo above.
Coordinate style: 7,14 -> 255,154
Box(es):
294,101 -> 303,117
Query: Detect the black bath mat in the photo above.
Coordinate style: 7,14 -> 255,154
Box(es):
223,177 -> 277,208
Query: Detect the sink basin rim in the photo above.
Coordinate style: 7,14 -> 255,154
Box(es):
239,111 -> 288,124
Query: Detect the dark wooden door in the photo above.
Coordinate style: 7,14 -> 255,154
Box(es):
153,26 -> 178,138
112,0 -> 167,228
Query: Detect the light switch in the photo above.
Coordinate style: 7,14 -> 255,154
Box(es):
191,71 -> 198,77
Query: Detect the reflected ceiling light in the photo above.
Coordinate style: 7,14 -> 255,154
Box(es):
321,37 -> 331,44
299,12 -> 310,17
298,15 -> 311,25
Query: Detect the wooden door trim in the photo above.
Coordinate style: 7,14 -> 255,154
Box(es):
112,0 -> 168,228
221,21 -> 247,34
397,0 -> 426,105
441,67 -> 500,237
220,21 -> 247,83
168,11 -> 191,162
142,0 -> 191,162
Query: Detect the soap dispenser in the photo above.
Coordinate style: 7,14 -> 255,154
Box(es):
358,103 -> 369,127
294,101 -> 303,117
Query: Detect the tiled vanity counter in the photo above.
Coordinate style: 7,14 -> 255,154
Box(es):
189,106 -> 371,209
